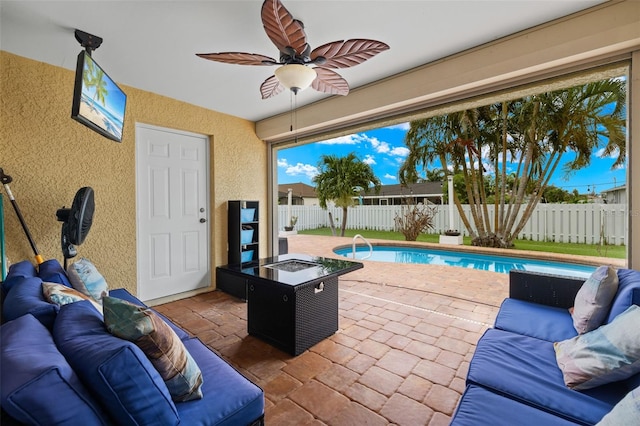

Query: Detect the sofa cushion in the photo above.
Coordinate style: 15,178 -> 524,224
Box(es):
1,260 -> 37,295
596,385 -> 640,426
176,338 -> 264,426
554,305 -> 640,391
67,258 -> 108,303
2,276 -> 58,329
467,328 -> 624,425
53,301 -> 179,426
0,314 -> 108,425
606,268 -> 640,324
42,282 -> 103,314
450,384 -> 582,426
494,298 -> 577,342
108,288 -> 190,341
103,296 -> 203,402
571,265 -> 618,334
38,259 -> 72,287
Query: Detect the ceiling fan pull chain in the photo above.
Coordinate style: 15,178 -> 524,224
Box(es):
294,93 -> 298,144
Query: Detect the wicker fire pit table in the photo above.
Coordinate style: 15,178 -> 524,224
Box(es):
217,253 -> 363,356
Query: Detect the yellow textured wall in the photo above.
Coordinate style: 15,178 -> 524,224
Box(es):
0,51 -> 267,296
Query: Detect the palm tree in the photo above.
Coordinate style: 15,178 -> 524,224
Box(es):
400,77 -> 626,248
313,153 -> 381,236
83,56 -> 109,109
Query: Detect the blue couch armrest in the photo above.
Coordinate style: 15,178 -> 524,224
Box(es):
509,270 -> 585,309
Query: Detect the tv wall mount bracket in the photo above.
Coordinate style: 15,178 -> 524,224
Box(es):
74,29 -> 102,56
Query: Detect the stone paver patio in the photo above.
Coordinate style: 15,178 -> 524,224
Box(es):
154,234 -> 618,425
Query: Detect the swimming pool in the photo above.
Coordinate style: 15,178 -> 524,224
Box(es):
334,245 -> 597,278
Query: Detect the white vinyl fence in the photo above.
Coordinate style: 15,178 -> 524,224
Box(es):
278,203 -> 627,245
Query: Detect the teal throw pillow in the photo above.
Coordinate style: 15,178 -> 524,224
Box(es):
67,258 -> 108,303
571,265 -> 618,334
103,296 -> 203,402
555,305 -> 640,390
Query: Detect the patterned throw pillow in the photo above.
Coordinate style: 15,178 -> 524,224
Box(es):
42,282 -> 103,314
102,296 -> 203,402
555,305 -> 640,390
572,265 -> 618,334
597,385 -> 640,425
67,258 -> 108,303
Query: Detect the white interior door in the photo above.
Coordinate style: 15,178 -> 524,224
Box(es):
136,124 -> 210,301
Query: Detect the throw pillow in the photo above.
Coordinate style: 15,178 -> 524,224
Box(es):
42,282 -> 103,314
554,305 -> 640,390
67,258 -> 108,303
2,276 -> 58,329
53,301 -> 179,425
596,385 -> 640,425
1,260 -> 37,295
1,313 -> 108,425
38,259 -> 72,287
103,296 -> 203,402
572,265 -> 618,334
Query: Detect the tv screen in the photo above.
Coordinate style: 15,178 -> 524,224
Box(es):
71,51 -> 127,142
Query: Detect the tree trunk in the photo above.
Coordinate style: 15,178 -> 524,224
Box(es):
328,212 -> 337,236
340,207 -> 348,237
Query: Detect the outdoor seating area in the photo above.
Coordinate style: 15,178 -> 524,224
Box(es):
155,235 -> 510,424
153,235 -> 637,425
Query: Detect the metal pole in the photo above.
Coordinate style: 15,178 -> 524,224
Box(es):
447,175 -> 455,230
0,169 -> 44,264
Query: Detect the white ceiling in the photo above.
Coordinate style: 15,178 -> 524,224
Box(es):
1,0 -> 606,122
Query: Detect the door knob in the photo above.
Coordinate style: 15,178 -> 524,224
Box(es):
200,218 -> 206,223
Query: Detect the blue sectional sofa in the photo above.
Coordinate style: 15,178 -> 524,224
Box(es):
451,268 -> 640,425
0,259 -> 264,425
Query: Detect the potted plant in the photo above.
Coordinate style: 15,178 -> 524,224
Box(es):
444,229 -> 460,236
284,216 -> 297,232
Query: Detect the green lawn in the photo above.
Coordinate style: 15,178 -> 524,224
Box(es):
299,228 -> 626,259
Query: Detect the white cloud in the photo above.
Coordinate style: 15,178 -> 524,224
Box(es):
390,146 -> 409,157
384,173 -> 397,180
277,158 -> 289,168
370,137 -> 391,154
363,155 -> 376,165
596,147 -> 619,159
319,134 -> 365,145
383,123 -> 410,131
281,161 -> 318,179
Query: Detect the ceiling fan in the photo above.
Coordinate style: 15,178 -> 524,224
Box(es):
197,0 -> 389,99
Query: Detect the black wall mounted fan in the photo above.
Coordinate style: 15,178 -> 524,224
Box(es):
197,0 -> 389,99
56,187 -> 94,268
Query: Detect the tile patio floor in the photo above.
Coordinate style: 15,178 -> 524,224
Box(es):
154,235 -> 600,425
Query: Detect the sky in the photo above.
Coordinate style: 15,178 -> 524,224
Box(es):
277,122 -> 626,195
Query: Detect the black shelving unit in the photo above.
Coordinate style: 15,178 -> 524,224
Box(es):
217,200 -> 259,299
227,200 -> 259,265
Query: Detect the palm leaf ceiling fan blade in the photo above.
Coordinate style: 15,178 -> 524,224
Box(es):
196,52 -> 277,66
195,0 -> 388,98
260,75 -> 285,99
312,68 -> 349,96
261,0 -> 308,57
310,39 -> 390,69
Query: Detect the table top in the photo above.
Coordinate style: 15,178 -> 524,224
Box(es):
218,253 -> 363,286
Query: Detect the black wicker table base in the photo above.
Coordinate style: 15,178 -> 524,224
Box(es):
217,254 -> 363,356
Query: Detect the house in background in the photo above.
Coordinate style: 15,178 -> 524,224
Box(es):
277,183 -> 319,206
601,185 -> 627,204
358,182 -> 444,206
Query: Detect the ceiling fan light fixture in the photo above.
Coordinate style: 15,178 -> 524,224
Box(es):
274,64 -> 317,94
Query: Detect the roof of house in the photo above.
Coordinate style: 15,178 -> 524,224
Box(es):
278,183 -> 318,198
360,182 -> 444,197
601,185 -> 627,193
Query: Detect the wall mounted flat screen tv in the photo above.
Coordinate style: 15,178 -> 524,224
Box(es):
71,51 -> 127,142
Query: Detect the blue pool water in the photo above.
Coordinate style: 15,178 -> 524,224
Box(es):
334,245 -> 597,278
